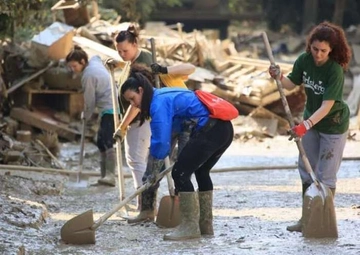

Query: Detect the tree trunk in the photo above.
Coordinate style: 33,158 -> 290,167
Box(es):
332,0 -> 347,25
302,0 -> 318,34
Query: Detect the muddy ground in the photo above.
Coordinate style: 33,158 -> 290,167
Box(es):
0,126 -> 360,255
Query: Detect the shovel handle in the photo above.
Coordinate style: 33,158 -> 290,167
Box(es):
109,67 -> 126,201
77,118 -> 86,182
262,32 -> 319,186
150,38 -> 161,88
92,163 -> 174,230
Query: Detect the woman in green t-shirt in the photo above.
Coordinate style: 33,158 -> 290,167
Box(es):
269,21 -> 351,233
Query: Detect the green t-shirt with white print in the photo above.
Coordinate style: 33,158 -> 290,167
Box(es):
287,52 -> 349,134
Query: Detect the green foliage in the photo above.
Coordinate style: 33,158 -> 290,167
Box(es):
0,0 -> 58,41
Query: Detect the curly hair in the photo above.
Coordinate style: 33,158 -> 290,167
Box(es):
305,21 -> 351,70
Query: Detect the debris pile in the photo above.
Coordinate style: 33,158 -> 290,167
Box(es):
1,2 -> 360,168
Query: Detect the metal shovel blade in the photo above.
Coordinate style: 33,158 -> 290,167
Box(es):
156,195 -> 180,228
302,183 -> 338,238
60,209 -> 95,245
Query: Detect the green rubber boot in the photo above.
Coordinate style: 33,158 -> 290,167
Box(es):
163,192 -> 201,241
286,183 -> 311,232
127,189 -> 157,224
199,190 -> 214,236
98,148 -> 116,187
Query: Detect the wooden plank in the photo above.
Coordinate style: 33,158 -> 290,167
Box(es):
72,36 -> 121,61
7,61 -> 55,94
10,108 -> 80,141
220,64 -> 242,76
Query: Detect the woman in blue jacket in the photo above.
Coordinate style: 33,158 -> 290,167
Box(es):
120,72 -> 234,241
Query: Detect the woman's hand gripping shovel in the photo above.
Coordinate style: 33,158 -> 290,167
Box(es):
149,37 -> 181,228
262,32 -> 338,238
60,163 -> 174,245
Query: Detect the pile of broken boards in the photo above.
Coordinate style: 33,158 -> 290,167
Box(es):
0,20 -> 306,156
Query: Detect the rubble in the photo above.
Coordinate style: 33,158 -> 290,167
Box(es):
1,4 -> 360,169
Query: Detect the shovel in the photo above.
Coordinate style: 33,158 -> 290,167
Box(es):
109,66 -> 128,217
262,32 -> 338,238
61,163 -> 174,245
66,116 -> 88,188
155,157 -> 180,228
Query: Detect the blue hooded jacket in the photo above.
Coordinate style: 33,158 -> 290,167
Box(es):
149,87 -> 210,159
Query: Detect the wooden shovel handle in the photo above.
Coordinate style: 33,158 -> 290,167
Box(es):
262,32 -> 319,186
92,163 -> 174,230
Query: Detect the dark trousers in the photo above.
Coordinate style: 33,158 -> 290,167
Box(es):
97,114 -> 115,152
172,119 -> 234,192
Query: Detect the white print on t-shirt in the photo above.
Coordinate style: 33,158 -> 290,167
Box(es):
302,71 -> 325,95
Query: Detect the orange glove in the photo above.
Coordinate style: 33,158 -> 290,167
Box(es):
290,120 -> 312,138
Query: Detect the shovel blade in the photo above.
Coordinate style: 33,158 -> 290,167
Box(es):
61,209 -> 96,244
302,183 -> 338,238
156,195 -> 180,228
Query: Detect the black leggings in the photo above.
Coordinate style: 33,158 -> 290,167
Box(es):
97,114 -> 115,152
172,119 -> 234,192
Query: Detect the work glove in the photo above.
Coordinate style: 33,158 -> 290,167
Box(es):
113,125 -> 127,142
151,63 -> 168,74
104,58 -> 125,69
288,120 -> 312,140
268,64 -> 283,80
144,155 -> 164,185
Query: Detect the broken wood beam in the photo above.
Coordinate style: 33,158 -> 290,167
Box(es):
10,108 -> 80,141
7,61 -> 55,94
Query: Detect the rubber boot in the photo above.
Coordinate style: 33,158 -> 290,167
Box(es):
286,183 -> 311,232
127,189 -> 157,224
163,192 -> 201,241
100,152 -> 106,178
199,190 -> 214,236
98,148 -> 116,187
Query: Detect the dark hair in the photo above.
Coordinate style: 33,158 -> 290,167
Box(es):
306,21 -> 351,70
65,45 -> 88,64
121,72 -> 154,125
130,63 -> 156,86
115,23 -> 139,44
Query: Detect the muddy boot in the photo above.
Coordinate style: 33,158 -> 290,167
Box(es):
98,148 -> 116,187
99,152 -> 106,178
286,183 -> 311,232
199,190 -> 214,236
127,189 -> 157,224
163,192 -> 201,241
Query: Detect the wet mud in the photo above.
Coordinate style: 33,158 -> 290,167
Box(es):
0,136 -> 359,255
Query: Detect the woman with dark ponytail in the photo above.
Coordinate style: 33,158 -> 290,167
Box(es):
121,71 -> 234,241
107,24 -> 195,214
